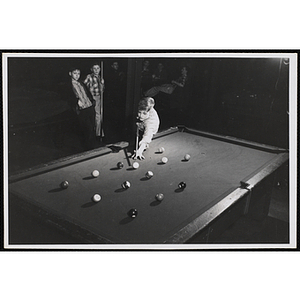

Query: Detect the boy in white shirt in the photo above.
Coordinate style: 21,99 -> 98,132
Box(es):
132,97 -> 160,160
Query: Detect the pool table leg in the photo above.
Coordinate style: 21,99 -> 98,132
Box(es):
187,197 -> 248,243
188,172 -> 280,243
246,173 -> 277,221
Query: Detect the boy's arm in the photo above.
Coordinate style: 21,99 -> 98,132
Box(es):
140,111 -> 159,144
68,84 -> 81,114
73,83 -> 88,109
83,83 -> 96,106
132,112 -> 159,160
84,75 -> 91,87
132,131 -> 154,160
100,78 -> 105,91
171,79 -> 185,87
132,142 -> 147,160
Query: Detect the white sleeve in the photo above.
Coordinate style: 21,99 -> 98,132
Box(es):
140,109 -> 160,144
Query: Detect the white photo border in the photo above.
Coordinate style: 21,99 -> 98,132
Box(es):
2,51 -> 298,250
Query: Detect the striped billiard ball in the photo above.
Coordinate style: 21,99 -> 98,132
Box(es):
145,171 -> 154,179
178,182 -> 187,190
122,181 -> 131,189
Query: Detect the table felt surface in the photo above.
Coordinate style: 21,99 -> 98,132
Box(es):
9,130 -> 279,243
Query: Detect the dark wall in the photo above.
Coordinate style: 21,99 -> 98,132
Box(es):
199,58 -> 289,147
8,57 -> 129,92
7,56 -> 289,147
136,57 -> 288,147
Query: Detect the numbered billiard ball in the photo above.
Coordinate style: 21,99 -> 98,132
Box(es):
132,162 -> 139,169
184,154 -> 191,161
158,147 -> 165,153
178,182 -> 187,190
161,157 -> 168,164
145,171 -> 154,179
92,194 -> 101,202
155,193 -> 164,201
92,170 -> 100,177
128,208 -> 138,218
117,162 -> 124,169
122,181 -> 131,189
60,181 -> 69,189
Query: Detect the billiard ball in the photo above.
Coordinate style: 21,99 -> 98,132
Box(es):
161,157 -> 168,164
132,162 -> 139,169
178,182 -> 187,190
155,193 -> 164,201
128,208 -> 138,218
60,181 -> 69,189
92,170 -> 100,177
158,147 -> 165,153
92,194 -> 101,202
122,181 -> 131,189
184,154 -> 191,161
145,171 -> 154,179
117,162 -> 124,169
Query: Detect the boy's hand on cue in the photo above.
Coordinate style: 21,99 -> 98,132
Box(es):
132,149 -> 145,160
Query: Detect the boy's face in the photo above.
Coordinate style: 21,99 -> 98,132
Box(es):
69,69 -> 80,81
137,110 -> 150,121
112,62 -> 119,70
92,65 -> 100,75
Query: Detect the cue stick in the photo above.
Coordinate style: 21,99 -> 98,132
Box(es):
135,125 -> 139,153
100,60 -> 104,137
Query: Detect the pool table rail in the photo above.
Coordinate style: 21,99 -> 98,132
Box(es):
175,126 -> 288,154
8,142 -> 131,184
164,150 -> 289,244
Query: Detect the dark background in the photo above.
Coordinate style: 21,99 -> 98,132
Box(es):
7,56 -> 289,173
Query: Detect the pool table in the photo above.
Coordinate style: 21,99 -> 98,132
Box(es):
7,126 -> 289,245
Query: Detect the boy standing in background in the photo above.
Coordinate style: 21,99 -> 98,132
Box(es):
84,63 -> 105,140
67,67 -> 96,150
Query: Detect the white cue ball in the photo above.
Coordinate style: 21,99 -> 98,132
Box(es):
161,157 -> 168,164
132,162 -> 139,169
92,170 -> 100,177
92,194 -> 101,202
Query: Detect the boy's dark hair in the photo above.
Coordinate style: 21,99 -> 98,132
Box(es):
90,62 -> 101,68
138,97 -> 155,112
69,66 -> 80,73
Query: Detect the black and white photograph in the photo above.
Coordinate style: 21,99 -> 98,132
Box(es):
2,52 -> 297,250
1,2 -> 299,298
